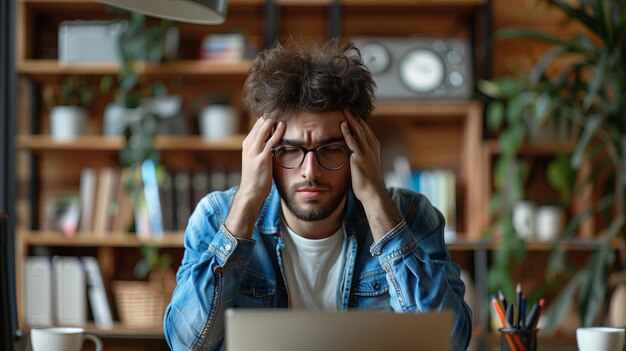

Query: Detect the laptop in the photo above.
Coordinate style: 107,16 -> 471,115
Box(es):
225,309 -> 453,351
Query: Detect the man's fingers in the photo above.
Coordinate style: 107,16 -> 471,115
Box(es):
264,121 -> 285,152
246,116 -> 274,149
341,121 -> 359,153
343,110 -> 366,144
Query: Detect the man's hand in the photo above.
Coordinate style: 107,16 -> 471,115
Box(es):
341,110 -> 401,241
340,110 -> 385,202
225,116 -> 285,239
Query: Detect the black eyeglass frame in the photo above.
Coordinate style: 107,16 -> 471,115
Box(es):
271,144 -> 353,171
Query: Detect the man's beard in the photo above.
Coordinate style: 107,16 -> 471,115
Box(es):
276,180 -> 348,222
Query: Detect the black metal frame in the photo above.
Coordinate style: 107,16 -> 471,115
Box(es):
0,0 -> 18,349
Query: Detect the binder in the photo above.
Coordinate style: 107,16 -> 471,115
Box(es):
25,257 -> 53,325
82,257 -> 113,328
52,256 -> 86,325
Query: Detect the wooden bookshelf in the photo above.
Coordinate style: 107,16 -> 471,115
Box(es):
17,60 -> 253,78
16,135 -> 246,152
20,231 -> 185,248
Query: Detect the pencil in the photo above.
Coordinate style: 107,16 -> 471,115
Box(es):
515,283 -> 522,328
492,297 -> 521,351
498,289 -> 508,311
520,294 -> 527,329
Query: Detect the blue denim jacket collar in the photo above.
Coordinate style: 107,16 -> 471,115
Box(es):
254,182 -> 368,236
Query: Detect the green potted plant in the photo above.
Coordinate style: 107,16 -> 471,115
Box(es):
43,76 -> 95,140
98,9 -> 181,213
482,0 -> 626,333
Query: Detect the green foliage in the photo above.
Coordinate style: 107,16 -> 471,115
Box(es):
43,76 -> 96,110
103,7 -> 173,109
133,245 -> 173,279
482,0 -> 626,333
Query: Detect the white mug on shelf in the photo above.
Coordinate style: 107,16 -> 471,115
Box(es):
199,105 -> 240,140
576,327 -> 625,351
512,200 -> 535,239
534,205 -> 565,242
30,327 -> 103,351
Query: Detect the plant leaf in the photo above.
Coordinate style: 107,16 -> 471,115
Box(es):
545,0 -> 601,36
541,271 -> 583,335
583,50 -> 608,110
496,28 -> 594,55
487,100 -> 505,132
571,114 -> 603,167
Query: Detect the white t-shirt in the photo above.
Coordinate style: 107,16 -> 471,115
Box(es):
281,222 -> 346,310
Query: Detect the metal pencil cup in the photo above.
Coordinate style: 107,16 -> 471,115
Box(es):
499,328 -> 538,351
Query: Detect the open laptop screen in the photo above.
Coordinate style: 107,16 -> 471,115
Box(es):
225,309 -> 453,351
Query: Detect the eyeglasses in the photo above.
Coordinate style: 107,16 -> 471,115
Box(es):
272,144 -> 352,170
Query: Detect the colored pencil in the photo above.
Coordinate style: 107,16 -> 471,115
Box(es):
492,296 -> 524,351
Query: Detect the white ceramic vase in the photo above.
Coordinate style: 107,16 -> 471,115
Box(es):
49,106 -> 87,140
199,105 -> 240,140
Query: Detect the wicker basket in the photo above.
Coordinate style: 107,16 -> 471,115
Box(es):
113,269 -> 176,327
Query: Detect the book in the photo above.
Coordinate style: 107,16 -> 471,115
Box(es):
141,159 -> 164,238
174,171 -> 191,231
192,170 -> 210,206
78,168 -> 97,234
159,170 -> 175,232
92,168 -> 119,235
25,257 -> 53,325
52,256 -> 87,325
112,168 -> 135,233
81,257 -> 113,328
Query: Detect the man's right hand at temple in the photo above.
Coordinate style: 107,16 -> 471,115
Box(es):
224,116 -> 285,239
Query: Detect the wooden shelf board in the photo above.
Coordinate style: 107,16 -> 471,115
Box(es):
16,135 -> 245,152
446,237 -> 623,251
20,230 -> 185,247
25,323 -> 165,339
17,60 -> 252,76
483,139 -> 576,156
373,100 -> 480,118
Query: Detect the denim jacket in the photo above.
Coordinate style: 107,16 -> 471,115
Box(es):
164,184 -> 472,351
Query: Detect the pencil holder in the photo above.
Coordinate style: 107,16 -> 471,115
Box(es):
499,328 -> 538,351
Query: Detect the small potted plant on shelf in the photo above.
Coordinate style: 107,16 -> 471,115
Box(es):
43,76 -> 95,140
481,0 -> 626,333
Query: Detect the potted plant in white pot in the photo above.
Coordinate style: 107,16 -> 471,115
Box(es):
481,0 -> 626,333
43,76 -> 95,140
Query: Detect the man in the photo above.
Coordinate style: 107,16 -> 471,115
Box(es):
164,37 -> 472,350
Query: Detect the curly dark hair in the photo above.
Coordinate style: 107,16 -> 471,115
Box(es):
242,37 -> 375,121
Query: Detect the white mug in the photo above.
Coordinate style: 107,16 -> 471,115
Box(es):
534,205 -> 565,242
31,327 -> 103,351
199,105 -> 240,140
576,327 -> 625,351
512,201 -> 535,239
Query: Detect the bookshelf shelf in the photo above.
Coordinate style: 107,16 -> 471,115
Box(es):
373,101 -> 481,119
16,135 -> 246,152
483,139 -> 576,156
17,60 -> 253,78
20,231 -> 185,248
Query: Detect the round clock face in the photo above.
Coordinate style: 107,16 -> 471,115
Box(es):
359,42 -> 391,75
399,49 -> 445,93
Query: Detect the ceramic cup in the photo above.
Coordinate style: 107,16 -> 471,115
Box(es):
31,327 -> 102,351
576,327 -> 625,351
534,205 -> 565,242
512,201 -> 535,239
199,105 -> 240,140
